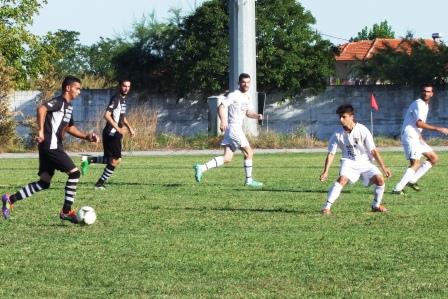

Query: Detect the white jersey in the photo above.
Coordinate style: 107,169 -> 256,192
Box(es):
220,89 -> 254,129
401,99 -> 429,139
328,123 -> 376,163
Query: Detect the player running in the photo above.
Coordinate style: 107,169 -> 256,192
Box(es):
80,79 -> 135,190
392,83 -> 448,194
320,104 -> 392,214
193,73 -> 263,187
2,76 -> 100,222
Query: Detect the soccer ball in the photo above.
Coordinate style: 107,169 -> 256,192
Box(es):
77,206 -> 97,225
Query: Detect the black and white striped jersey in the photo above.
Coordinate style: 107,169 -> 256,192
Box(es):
40,96 -> 74,150
104,93 -> 127,137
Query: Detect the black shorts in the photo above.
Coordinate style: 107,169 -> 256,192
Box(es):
38,147 -> 76,176
103,132 -> 122,159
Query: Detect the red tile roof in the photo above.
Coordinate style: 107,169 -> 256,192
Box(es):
336,38 -> 437,61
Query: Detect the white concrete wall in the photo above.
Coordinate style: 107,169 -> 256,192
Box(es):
9,86 -> 448,140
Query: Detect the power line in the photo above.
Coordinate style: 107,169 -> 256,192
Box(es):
319,33 -> 350,42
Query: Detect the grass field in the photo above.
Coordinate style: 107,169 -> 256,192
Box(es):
1,152 -> 448,298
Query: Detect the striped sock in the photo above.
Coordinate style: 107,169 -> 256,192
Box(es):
10,180 -> 50,203
244,159 -> 253,184
63,171 -> 80,213
96,164 -> 115,186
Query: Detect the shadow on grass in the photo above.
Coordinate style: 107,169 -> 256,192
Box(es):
146,205 -> 307,215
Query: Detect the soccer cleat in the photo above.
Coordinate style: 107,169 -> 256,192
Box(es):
392,190 -> 406,195
193,164 -> 203,183
245,180 -> 263,188
59,209 -> 79,223
372,204 -> 388,213
321,208 -> 331,215
80,156 -> 90,175
407,182 -> 421,192
2,194 -> 12,220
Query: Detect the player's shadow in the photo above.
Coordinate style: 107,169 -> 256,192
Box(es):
77,181 -> 184,188
241,187 -> 371,195
147,205 -> 308,215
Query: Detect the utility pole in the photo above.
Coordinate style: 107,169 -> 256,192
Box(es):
229,0 -> 258,135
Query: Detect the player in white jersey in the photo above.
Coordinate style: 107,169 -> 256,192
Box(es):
392,84 -> 448,194
193,73 -> 263,187
320,104 -> 391,214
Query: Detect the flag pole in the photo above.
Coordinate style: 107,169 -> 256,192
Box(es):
370,109 -> 373,136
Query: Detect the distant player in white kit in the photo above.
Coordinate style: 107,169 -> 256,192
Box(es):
193,73 -> 263,187
320,104 -> 391,214
393,83 -> 448,194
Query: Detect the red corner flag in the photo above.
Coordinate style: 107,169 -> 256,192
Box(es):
370,93 -> 379,111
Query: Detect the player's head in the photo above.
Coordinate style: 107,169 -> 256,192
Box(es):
420,83 -> 434,101
118,79 -> 131,96
336,104 -> 355,128
62,76 -> 82,100
238,73 -> 251,93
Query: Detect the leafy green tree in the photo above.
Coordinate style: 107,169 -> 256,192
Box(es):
0,0 -> 48,87
351,20 -> 395,41
175,0 -> 334,95
0,56 -> 18,150
355,39 -> 448,86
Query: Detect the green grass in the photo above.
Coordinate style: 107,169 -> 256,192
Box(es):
1,152 -> 448,298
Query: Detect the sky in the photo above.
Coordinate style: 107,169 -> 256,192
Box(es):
30,0 -> 447,45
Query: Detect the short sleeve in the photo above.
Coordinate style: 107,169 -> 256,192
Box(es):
328,133 -> 339,154
106,96 -> 119,112
415,101 -> 427,122
220,93 -> 234,108
43,98 -> 63,112
363,127 -> 376,152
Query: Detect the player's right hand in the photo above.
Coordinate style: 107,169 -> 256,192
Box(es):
320,172 -> 328,182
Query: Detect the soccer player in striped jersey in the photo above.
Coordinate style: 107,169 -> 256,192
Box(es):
193,73 -> 263,187
319,104 -> 391,214
80,79 -> 135,190
2,76 -> 100,222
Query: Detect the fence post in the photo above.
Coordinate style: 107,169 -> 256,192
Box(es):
207,96 -> 220,136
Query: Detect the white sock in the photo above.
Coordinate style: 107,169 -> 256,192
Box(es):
394,168 -> 416,191
409,161 -> 432,184
202,156 -> 224,172
323,182 -> 343,210
244,159 -> 253,184
372,184 -> 385,208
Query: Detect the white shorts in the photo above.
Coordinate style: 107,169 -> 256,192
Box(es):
339,158 -> 381,186
401,134 -> 433,160
221,128 -> 249,152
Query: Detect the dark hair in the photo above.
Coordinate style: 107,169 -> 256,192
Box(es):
119,79 -> 131,86
238,73 -> 251,82
421,83 -> 434,92
62,76 -> 81,90
336,104 -> 354,116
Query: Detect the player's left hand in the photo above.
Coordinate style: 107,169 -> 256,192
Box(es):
87,132 -> 100,143
129,128 -> 136,138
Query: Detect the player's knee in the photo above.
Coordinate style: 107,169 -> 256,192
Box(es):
111,158 -> 121,166
428,154 -> 438,165
375,175 -> 385,186
223,156 -> 232,163
337,176 -> 349,186
38,180 -> 51,190
69,170 -> 81,179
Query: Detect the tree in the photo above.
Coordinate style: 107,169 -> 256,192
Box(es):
175,0 -> 335,95
355,39 -> 448,86
0,0 -> 48,87
0,56 -> 18,150
351,20 -> 395,41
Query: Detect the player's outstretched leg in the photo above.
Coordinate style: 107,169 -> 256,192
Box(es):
321,181 -> 343,214
95,164 -> 115,190
81,155 -> 109,175
393,167 -> 415,195
193,156 -> 225,183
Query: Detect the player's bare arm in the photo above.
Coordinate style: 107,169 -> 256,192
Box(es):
66,126 -> 99,142
371,149 -> 392,178
218,104 -> 228,132
246,110 -> 263,120
320,153 -> 335,182
416,120 -> 448,135
123,117 -> 136,137
36,104 -> 48,143
104,110 -> 126,135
